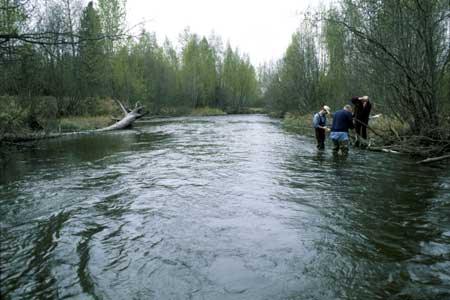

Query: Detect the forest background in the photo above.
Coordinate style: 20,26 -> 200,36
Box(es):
1,0 -> 449,150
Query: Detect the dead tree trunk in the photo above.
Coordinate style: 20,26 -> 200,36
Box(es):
0,100 -> 147,144
98,100 -> 146,131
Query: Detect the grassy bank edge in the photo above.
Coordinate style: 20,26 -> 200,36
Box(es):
282,112 -> 409,139
282,112 -> 450,159
1,107 -> 268,143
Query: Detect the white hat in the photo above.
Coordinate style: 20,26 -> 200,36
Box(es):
323,105 -> 331,114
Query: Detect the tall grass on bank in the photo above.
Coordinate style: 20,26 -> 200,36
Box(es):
57,116 -> 112,132
190,107 -> 227,116
283,113 -> 316,136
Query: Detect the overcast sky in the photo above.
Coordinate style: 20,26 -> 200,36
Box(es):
126,0 -> 332,66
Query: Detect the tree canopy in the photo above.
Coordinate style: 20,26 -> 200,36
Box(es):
1,0 -> 449,140
260,0 -> 450,137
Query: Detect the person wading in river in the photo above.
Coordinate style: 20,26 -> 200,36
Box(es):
330,104 -> 354,155
351,95 -> 372,148
313,105 -> 331,150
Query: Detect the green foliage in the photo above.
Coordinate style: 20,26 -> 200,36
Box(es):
190,107 -> 226,116
78,1 -> 106,98
282,112 -> 315,135
1,0 -> 261,133
180,33 -> 203,107
320,9 -> 350,108
159,106 -> 192,116
261,1 -> 450,138
0,97 -> 27,136
57,116 -> 111,131
0,96 -> 59,134
4,0 -> 446,140
221,45 -> 258,112
97,0 -> 127,54
262,21 -> 321,115
0,0 -> 27,51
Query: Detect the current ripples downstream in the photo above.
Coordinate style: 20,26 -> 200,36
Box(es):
1,115 -> 449,299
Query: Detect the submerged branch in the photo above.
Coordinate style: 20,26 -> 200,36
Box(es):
416,154 -> 450,164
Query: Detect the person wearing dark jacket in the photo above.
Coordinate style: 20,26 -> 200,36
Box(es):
312,105 -> 331,150
330,105 -> 354,155
351,95 -> 372,147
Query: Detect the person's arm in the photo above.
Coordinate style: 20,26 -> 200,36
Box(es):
351,96 -> 360,104
348,113 -> 355,129
366,101 -> 372,114
313,113 -> 328,130
313,114 -> 320,128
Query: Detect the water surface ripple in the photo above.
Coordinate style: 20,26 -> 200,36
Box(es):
1,115 -> 449,299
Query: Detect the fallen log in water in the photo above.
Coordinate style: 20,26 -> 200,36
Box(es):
366,146 -> 401,154
0,100 -> 147,144
99,100 -> 146,131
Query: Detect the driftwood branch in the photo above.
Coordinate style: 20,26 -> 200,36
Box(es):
389,125 -> 402,142
416,154 -> 450,164
353,118 -> 384,138
367,146 -> 401,154
114,99 -> 130,116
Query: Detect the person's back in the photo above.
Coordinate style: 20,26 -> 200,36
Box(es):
330,105 -> 354,155
331,108 -> 353,132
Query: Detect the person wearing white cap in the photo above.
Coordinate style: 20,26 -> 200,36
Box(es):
312,105 -> 331,150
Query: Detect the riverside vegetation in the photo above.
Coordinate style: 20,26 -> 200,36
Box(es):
283,112 -> 450,160
1,0 -> 449,159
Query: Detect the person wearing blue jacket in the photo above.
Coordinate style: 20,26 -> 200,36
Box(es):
313,105 -> 331,150
330,104 -> 354,155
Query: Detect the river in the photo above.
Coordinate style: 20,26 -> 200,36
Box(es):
1,115 -> 449,300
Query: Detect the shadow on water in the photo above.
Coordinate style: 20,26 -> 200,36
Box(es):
0,130 -> 170,185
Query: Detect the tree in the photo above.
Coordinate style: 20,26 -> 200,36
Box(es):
161,38 -> 180,109
320,8 -> 351,108
78,1 -> 106,100
221,44 -> 239,110
275,22 -> 320,114
197,37 -> 216,107
334,0 -> 450,134
180,33 -> 201,107
97,0 -> 127,97
221,45 -> 258,112
97,0 -> 126,54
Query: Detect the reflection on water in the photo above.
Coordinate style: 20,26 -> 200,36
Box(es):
0,131 -> 170,185
1,115 -> 449,300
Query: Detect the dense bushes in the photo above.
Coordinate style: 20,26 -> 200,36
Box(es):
260,1 -> 450,141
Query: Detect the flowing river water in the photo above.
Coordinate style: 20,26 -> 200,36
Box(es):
1,115 -> 449,300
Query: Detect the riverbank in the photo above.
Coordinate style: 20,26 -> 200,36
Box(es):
4,108 -> 447,163
0,106 -> 267,145
282,112 -> 450,161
